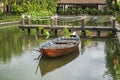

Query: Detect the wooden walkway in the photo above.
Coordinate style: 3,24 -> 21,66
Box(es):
19,25 -> 118,31
19,15 -> 118,36
19,25 -> 119,37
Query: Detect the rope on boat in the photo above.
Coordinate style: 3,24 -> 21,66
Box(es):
57,16 -> 83,22
34,34 -> 43,60
35,34 -> 40,49
57,18 -> 83,22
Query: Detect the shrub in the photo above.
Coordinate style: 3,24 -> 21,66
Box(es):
77,8 -> 83,15
116,16 -> 120,23
84,7 -> 90,14
0,11 -> 3,16
11,5 -> 24,14
71,8 -> 77,15
58,8 -> 64,15
66,8 -> 71,15
90,8 -> 98,15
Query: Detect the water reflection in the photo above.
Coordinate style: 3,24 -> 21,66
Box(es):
0,26 -> 22,63
0,26 -> 120,80
79,38 -> 120,80
0,26 -> 36,63
105,38 -> 120,80
39,49 -> 80,76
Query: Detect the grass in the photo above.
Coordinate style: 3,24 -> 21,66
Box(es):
0,14 -> 21,23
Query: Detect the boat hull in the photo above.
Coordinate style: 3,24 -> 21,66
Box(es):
40,41 -> 80,57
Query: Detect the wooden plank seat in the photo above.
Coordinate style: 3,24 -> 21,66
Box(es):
61,38 -> 78,40
55,40 -> 77,44
45,43 -> 74,49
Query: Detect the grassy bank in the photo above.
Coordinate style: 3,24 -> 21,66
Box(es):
0,14 -> 21,23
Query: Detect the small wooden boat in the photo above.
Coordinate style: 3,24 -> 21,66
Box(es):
39,32 -> 80,57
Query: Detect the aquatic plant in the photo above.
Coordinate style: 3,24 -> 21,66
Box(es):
63,27 -> 71,38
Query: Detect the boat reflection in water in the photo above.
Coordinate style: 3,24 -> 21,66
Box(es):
39,49 -> 80,76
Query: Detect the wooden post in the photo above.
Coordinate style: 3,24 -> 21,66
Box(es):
21,14 -> 25,32
112,19 -> 115,29
111,15 -> 116,37
55,29 -> 57,35
28,29 -> 30,35
97,31 -> 100,37
41,29 -> 44,34
112,30 -> 116,37
69,29 -> 71,32
111,15 -> 116,29
54,14 -> 58,26
27,14 -> 31,34
50,15 -> 54,34
21,14 -> 25,25
22,28 -> 24,32
82,30 -> 86,37
81,19 -> 85,28
51,16 -> 54,27
81,15 -> 86,28
36,28 -> 39,34
54,19 -> 57,26
27,14 -> 31,25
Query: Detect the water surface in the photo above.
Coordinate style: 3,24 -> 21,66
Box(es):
0,26 -> 120,80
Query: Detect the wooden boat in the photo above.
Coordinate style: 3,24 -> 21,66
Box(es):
39,32 -> 80,57
39,49 -> 80,76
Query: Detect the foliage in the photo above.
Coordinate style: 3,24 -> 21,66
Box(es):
106,0 -> 114,10
30,11 -> 52,17
71,8 -> 77,15
66,8 -> 71,15
39,26 -> 44,33
84,39 -> 91,46
84,7 -> 90,14
58,8 -> 64,15
11,5 -> 24,14
106,0 -> 120,14
38,26 -> 50,38
0,0 -> 58,15
105,38 -> 120,79
63,27 -> 71,38
0,15 -> 20,23
45,30 -> 51,39
76,8 -> 83,15
90,8 -> 98,15
85,30 -> 92,36
0,11 -> 3,16
58,7 -> 103,15
116,15 -> 120,23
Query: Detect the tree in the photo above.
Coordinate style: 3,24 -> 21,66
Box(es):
0,0 -> 58,14
106,0 -> 120,14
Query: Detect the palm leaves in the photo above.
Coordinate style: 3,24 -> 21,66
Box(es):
106,0 -> 120,13
0,0 -> 58,13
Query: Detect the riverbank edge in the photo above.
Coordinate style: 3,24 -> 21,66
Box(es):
0,21 -> 21,27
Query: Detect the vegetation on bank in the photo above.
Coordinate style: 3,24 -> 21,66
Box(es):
116,15 -> 120,23
0,0 -> 58,15
0,0 -> 58,22
0,15 -> 21,23
106,0 -> 120,23
0,0 -> 120,22
58,7 -> 112,15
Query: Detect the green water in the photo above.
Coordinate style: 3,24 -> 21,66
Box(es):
0,26 -> 120,80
